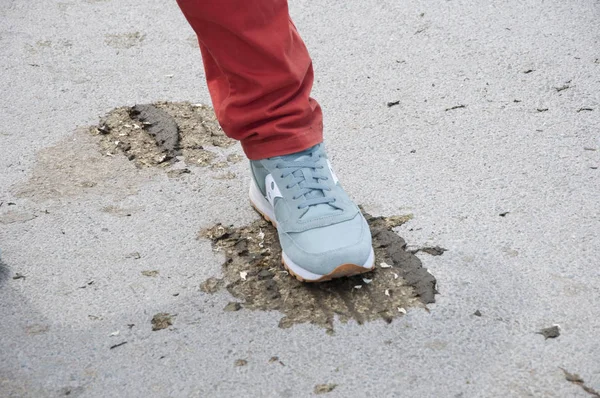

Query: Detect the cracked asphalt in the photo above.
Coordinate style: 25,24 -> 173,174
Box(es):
1,0 -> 599,397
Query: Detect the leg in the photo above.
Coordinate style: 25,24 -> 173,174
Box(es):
176,0 -> 323,160
177,0 -> 374,282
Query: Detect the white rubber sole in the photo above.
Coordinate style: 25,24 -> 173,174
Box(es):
249,181 -> 375,282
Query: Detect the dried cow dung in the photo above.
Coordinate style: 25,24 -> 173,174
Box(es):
130,104 -> 180,156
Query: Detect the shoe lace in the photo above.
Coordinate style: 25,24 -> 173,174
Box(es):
275,152 -> 337,210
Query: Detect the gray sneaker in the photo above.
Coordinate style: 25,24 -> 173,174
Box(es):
248,143 -> 374,282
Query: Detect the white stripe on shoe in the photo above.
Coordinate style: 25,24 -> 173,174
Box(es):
264,173 -> 283,208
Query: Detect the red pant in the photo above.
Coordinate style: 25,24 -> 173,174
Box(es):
176,0 -> 323,160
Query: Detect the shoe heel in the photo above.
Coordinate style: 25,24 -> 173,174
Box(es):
248,181 -> 278,228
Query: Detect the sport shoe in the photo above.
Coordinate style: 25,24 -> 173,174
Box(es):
248,143 -> 374,282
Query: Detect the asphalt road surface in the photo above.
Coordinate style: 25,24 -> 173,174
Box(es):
1,0 -> 599,397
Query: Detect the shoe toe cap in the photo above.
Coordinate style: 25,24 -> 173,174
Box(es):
280,213 -> 373,276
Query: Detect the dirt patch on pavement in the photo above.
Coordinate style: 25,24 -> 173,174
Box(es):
91,102 -> 237,169
13,129 -> 147,202
199,211 -> 438,333
104,32 -> 145,49
0,211 -> 37,225
14,102 -> 244,201
151,313 -> 174,331
560,368 -> 600,397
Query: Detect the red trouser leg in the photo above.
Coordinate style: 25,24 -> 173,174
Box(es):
176,0 -> 323,160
